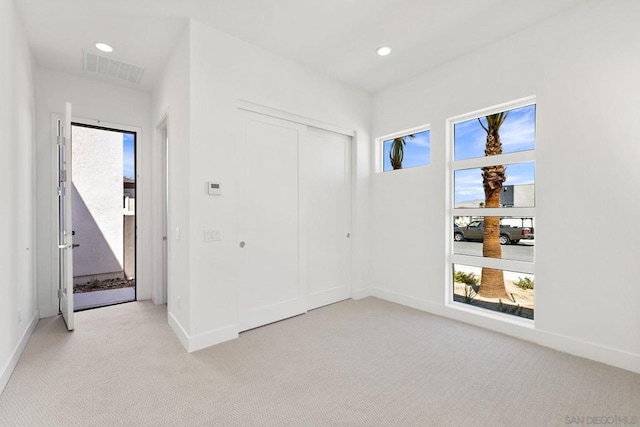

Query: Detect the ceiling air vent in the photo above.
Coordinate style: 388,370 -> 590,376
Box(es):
83,51 -> 144,84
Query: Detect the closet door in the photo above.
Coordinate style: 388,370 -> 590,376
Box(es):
237,112 -> 306,331
305,127 -> 352,310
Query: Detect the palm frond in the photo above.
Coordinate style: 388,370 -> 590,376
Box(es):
389,135 -> 414,170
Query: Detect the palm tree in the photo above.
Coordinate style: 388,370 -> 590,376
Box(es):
389,134 -> 415,170
477,112 -> 509,299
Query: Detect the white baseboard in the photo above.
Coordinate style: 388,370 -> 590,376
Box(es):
167,311 -> 190,351
534,329 -> 640,375
167,312 -> 238,353
351,287 -> 372,300
371,287 -> 640,375
0,310 -> 39,395
371,287 -> 440,313
187,324 -> 239,353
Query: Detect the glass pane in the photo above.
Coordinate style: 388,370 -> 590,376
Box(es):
454,104 -> 535,161
454,162 -> 534,208
453,264 -> 534,320
453,216 -> 534,262
123,132 -> 135,179
383,129 -> 430,171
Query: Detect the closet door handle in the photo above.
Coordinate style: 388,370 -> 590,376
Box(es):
239,241 -> 246,248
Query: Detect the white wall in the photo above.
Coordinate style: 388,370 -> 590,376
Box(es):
153,20 -> 371,350
0,0 -> 38,393
35,69 -> 153,317
371,1 -> 640,373
151,27 -> 191,339
72,126 -> 124,280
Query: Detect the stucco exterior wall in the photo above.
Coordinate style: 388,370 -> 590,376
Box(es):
124,214 -> 135,279
72,125 -> 123,281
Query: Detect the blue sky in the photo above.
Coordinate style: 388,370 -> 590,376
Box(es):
454,104 -> 536,161
123,133 -> 135,178
383,129 -> 431,171
454,104 -> 535,205
454,162 -> 535,206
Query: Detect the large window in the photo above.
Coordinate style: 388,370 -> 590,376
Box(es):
448,99 -> 536,320
379,127 -> 431,172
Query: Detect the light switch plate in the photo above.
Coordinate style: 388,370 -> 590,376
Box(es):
204,229 -> 222,242
207,181 -> 222,195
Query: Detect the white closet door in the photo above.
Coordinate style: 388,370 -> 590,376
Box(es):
238,112 -> 306,331
305,127 -> 352,310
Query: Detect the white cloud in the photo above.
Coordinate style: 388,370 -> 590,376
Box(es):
500,106 -> 535,151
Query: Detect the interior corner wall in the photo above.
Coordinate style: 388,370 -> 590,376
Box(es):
370,1 -> 640,373
35,69 -> 153,318
0,0 -> 38,393
152,20 -> 372,350
151,25 -> 191,341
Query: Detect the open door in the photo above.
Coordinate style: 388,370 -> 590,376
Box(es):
58,102 -> 74,330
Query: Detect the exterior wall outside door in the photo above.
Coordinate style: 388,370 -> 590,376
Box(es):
124,214 -> 135,279
71,125 -> 124,284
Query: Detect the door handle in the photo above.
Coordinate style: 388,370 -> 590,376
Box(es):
58,243 -> 79,249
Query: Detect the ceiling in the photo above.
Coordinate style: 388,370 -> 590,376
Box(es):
16,0 -> 585,93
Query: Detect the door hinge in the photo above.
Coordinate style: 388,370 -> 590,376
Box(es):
58,288 -> 65,298
60,170 -> 67,181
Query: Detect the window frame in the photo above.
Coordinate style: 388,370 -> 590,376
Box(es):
446,96 -> 536,323
375,124 -> 431,173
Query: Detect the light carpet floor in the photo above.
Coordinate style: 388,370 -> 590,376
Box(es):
0,297 -> 638,426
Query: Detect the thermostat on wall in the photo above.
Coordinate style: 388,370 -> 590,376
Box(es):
208,181 -> 222,195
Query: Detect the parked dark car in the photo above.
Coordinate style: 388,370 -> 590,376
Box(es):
454,220 -> 532,245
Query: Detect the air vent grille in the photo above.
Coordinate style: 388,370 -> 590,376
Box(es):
83,51 -> 144,84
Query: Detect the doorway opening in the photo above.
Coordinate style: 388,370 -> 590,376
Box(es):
160,120 -> 168,305
71,123 -> 137,311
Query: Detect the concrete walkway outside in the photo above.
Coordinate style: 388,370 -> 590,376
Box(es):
74,287 -> 135,311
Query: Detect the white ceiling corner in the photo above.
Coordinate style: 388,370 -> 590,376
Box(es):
15,0 -> 586,93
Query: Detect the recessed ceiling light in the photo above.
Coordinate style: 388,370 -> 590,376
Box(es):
95,42 -> 114,53
377,46 -> 392,56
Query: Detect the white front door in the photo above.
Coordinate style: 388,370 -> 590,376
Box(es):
237,112 -> 306,331
305,127 -> 352,309
58,102 -> 74,330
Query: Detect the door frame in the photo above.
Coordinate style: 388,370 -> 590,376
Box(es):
49,114 -> 143,316
154,114 -> 169,305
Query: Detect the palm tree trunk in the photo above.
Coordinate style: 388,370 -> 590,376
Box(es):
479,193 -> 508,298
478,121 -> 509,299
480,216 -> 508,298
